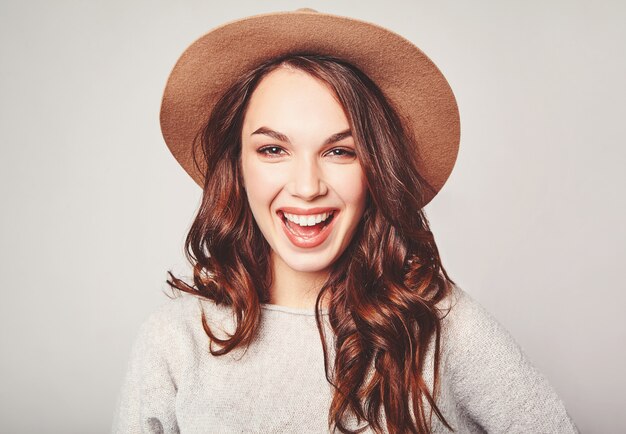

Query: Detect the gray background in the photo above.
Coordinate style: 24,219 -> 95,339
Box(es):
1,0 -> 624,432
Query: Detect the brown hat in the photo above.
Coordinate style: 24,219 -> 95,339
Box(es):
160,8 -> 460,207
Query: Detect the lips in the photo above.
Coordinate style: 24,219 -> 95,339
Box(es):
277,207 -> 337,215
277,208 -> 338,248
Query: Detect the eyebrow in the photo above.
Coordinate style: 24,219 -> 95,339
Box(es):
251,126 -> 352,146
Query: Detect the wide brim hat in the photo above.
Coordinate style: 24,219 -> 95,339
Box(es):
160,8 -> 460,207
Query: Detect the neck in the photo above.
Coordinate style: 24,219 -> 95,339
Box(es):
267,252 -> 331,310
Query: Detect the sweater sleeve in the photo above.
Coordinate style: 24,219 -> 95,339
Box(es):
442,287 -> 579,433
111,305 -> 180,434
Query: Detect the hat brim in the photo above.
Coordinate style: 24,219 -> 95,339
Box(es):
160,9 -> 460,207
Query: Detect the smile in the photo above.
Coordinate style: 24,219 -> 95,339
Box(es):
283,211 -> 334,226
277,210 -> 337,248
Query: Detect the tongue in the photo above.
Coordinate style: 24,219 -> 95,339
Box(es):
286,219 -> 325,238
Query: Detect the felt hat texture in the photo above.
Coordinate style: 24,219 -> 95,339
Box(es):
160,8 -> 460,207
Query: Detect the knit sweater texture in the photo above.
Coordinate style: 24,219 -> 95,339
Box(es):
111,285 -> 579,433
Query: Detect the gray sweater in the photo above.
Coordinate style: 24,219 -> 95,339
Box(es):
111,285 -> 579,433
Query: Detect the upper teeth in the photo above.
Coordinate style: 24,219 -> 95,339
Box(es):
283,211 -> 334,227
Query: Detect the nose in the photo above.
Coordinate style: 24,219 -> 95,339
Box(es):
286,156 -> 328,200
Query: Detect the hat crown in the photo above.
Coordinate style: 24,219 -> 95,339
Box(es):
295,8 -> 318,13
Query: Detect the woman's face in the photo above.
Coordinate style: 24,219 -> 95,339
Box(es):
240,67 -> 368,275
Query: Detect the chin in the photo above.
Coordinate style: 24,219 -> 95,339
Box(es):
287,261 -> 333,274
280,252 -> 335,274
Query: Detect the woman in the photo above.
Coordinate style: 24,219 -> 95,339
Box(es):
112,9 -> 579,433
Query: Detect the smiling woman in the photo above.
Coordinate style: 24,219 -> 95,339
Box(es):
112,8 -> 580,434
241,67 -> 368,303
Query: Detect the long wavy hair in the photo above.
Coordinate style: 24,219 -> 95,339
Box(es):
166,53 -> 457,433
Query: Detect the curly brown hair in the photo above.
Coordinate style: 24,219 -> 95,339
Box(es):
166,53 -> 456,433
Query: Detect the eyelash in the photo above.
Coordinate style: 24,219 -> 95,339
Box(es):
257,146 -> 357,159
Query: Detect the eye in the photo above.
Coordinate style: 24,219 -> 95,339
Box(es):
327,148 -> 357,158
257,145 -> 286,158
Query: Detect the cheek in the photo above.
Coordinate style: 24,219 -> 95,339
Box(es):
242,158 -> 283,208
332,167 -> 368,207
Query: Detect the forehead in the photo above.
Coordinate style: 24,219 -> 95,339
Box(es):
242,67 -> 349,132
251,66 -> 333,101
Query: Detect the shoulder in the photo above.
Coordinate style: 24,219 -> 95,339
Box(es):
436,284 -> 535,392
135,293 -> 200,343
440,284 -> 494,326
139,291 -> 233,334
130,292 -> 235,367
435,286 -> 580,432
438,284 -> 517,357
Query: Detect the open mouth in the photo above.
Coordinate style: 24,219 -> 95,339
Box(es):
278,210 -> 336,240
